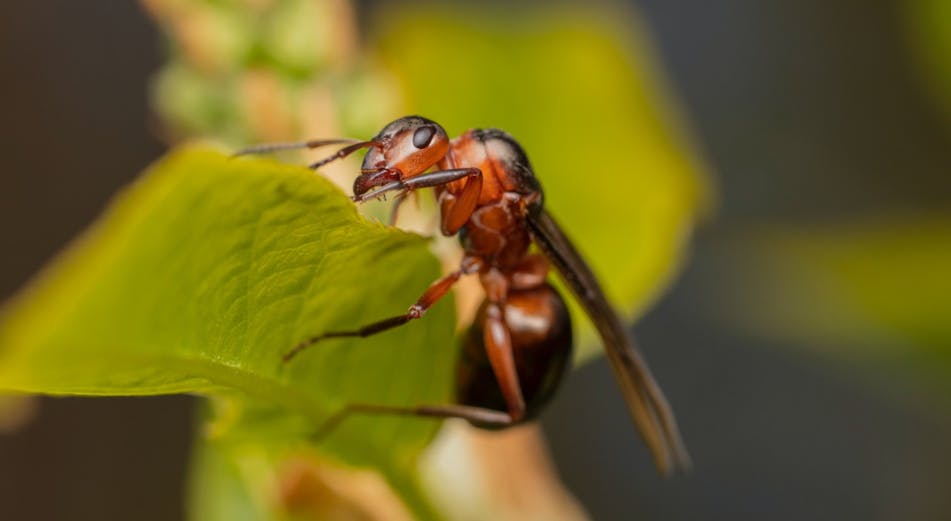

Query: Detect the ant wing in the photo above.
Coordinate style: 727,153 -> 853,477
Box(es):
528,209 -> 691,476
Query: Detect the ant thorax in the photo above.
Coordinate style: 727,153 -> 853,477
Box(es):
440,128 -> 543,206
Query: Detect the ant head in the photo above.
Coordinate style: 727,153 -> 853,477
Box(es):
360,115 -> 449,177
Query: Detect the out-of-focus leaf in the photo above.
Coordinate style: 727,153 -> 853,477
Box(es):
905,0 -> 951,125
187,425 -> 264,521
705,215 -> 951,407
144,0 -> 379,145
373,4 -> 712,359
188,405 -> 425,521
0,147 -> 453,519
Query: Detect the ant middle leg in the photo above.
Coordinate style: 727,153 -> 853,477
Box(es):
283,256 -> 484,362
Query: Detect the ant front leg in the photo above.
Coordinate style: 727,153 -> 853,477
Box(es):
353,167 -> 482,229
283,256 -> 484,362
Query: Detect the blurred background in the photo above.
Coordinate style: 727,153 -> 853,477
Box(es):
1,0 -> 949,520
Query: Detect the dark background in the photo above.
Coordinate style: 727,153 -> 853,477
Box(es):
1,1 -> 949,520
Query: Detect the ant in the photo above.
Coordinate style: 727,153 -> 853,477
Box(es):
238,116 -> 691,476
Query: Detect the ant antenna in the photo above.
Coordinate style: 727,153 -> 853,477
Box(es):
233,138 -> 363,157
308,141 -> 377,170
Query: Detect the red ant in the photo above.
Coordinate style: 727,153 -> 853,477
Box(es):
238,116 -> 691,476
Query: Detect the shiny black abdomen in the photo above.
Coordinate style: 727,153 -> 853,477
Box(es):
455,283 -> 573,427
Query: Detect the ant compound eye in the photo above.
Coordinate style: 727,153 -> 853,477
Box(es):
412,125 -> 436,149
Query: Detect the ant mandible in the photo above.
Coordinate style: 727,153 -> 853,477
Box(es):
238,116 -> 691,476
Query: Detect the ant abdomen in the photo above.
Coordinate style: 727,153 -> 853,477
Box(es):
455,283 -> 573,427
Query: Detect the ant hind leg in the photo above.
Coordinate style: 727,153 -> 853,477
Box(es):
313,403 -> 514,440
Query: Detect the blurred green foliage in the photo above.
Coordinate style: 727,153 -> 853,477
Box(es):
710,216 -> 951,411
146,0 -> 394,144
703,2 -> 951,414
906,0 -> 951,127
0,148 -> 451,520
188,428 -> 262,521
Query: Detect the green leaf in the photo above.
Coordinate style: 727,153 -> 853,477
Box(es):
905,0 -> 951,125
187,423 -> 264,521
188,409 -> 434,521
0,146 -> 453,519
372,4 -> 712,358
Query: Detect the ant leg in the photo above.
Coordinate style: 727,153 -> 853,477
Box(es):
313,403 -> 513,440
388,191 -> 409,226
439,170 -> 483,235
352,168 -> 481,203
283,257 -> 483,362
233,138 -> 363,157
483,301 -> 527,421
388,190 -> 423,227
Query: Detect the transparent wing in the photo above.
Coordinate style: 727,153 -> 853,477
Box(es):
528,209 -> 691,476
